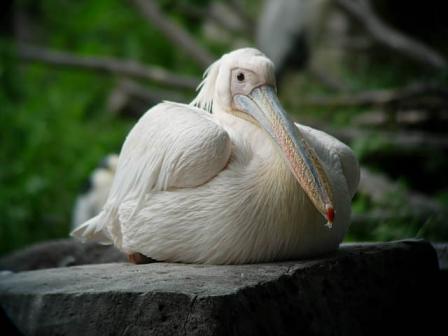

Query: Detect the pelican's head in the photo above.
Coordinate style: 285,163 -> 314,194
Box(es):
191,48 -> 335,227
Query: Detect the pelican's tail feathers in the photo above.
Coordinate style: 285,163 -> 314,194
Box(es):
70,211 -> 113,245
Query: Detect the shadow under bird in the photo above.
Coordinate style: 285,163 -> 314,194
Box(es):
72,48 -> 359,264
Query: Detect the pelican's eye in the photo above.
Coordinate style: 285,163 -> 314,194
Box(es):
237,72 -> 245,82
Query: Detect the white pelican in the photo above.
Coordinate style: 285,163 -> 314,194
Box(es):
72,48 -> 359,265
71,154 -> 118,230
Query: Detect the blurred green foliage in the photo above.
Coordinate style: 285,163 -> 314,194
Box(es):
0,43 -> 132,253
0,0 -> 210,254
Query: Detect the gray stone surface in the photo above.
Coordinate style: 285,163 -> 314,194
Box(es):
0,240 -> 441,335
432,242 -> 448,270
0,239 -> 127,272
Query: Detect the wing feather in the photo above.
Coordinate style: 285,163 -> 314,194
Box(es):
296,123 -> 360,198
72,102 -> 231,244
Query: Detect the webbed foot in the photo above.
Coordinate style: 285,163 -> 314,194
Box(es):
128,252 -> 152,264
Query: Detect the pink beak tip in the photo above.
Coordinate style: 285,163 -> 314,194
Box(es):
326,206 -> 335,225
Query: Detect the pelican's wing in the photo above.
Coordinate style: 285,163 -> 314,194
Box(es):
72,102 -> 231,243
297,124 -> 360,198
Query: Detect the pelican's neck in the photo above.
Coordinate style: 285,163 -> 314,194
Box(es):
213,106 -> 270,152
212,106 -> 291,173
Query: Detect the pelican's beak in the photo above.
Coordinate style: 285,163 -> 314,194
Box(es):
234,85 -> 335,228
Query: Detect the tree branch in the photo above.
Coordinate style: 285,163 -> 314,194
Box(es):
352,109 -> 448,128
18,44 -> 199,90
118,80 -> 187,104
358,167 -> 443,215
335,0 -> 447,70
308,65 -> 352,92
226,0 -> 256,36
351,167 -> 446,229
131,0 -> 214,68
106,79 -> 188,117
324,126 -> 448,150
176,2 -> 252,38
301,83 -> 448,108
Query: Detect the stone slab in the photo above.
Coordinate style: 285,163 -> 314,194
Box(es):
0,240 -> 441,335
0,239 -> 126,272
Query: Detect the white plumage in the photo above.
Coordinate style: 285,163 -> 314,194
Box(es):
72,48 -> 359,264
71,154 -> 118,230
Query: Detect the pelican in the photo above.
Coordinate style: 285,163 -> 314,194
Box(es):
71,154 -> 118,230
72,48 -> 359,265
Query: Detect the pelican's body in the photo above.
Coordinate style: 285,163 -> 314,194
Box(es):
73,48 -> 359,264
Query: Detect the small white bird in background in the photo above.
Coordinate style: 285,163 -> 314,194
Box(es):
71,154 -> 118,230
72,48 -> 359,265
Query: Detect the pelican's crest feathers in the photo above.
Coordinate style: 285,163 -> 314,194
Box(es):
190,59 -> 221,113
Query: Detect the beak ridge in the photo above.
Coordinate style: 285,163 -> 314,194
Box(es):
234,85 -> 335,227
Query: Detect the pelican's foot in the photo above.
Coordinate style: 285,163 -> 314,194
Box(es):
128,252 -> 152,264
